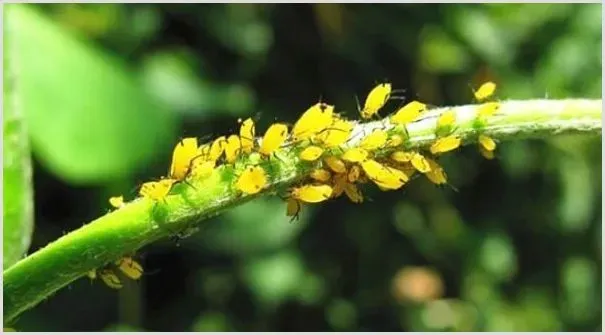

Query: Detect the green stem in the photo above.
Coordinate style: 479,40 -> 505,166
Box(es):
3,98 -> 601,324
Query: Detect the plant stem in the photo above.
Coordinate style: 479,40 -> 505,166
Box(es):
3,98 -> 601,324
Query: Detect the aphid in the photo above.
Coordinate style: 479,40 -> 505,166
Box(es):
236,166 -> 268,195
286,198 -> 302,222
342,147 -> 369,163
343,183 -> 364,203
478,134 -> 496,152
310,168 -> 332,183
225,135 -> 242,164
373,169 -> 408,191
391,151 -> 413,163
315,118 -> 354,147
347,165 -> 361,183
437,109 -> 456,130
324,156 -> 347,174
209,136 -> 227,162
430,135 -> 462,155
386,134 -> 404,148
98,268 -> 123,289
299,145 -> 324,162
391,100 -> 427,125
169,137 -> 199,181
474,81 -> 496,101
410,152 -> 432,173
139,178 -> 177,202
359,129 -> 388,151
290,184 -> 333,203
477,102 -> 500,119
239,118 -> 256,154
190,159 -> 216,179
259,123 -> 289,157
424,158 -> 448,185
360,83 -> 391,119
109,196 -> 125,209
360,159 -> 408,190
292,102 -> 334,141
115,257 -> 143,280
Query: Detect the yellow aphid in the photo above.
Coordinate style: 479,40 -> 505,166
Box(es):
342,147 -> 369,163
430,135 -> 462,155
236,166 -> 268,195
139,179 -> 177,201
385,165 -> 410,184
299,145 -> 324,161
191,159 -> 216,178
115,257 -> 143,280
359,129 -> 388,150
391,151 -> 413,163
291,184 -> 333,203
209,136 -> 227,162
360,83 -> 391,119
347,165 -> 361,183
286,198 -> 302,220
437,109 -> 456,129
410,153 -> 432,173
310,168 -> 332,182
391,100 -> 427,125
360,159 -> 385,181
292,102 -> 334,141
225,135 -> 242,164
474,81 -> 496,101
98,268 -> 123,289
477,102 -> 500,118
169,137 -> 199,180
109,196 -> 125,209
324,156 -> 347,174
479,146 -> 495,160
425,158 -> 448,185
478,134 -> 496,151
343,183 -> 363,203
239,118 -> 256,154
386,134 -> 404,148
361,159 -> 407,190
259,123 -> 289,157
316,118 -> 354,147
374,168 -> 408,190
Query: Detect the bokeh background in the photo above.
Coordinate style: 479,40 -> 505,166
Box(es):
4,3 -> 602,331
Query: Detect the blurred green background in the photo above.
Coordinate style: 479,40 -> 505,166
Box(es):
4,3 -> 602,331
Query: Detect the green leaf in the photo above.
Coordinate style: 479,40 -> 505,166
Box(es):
3,29 -> 34,269
5,5 -> 177,184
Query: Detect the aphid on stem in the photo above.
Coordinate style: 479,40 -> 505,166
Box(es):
357,82 -> 406,120
473,81 -> 497,102
259,123 -> 289,157
235,165 -> 268,195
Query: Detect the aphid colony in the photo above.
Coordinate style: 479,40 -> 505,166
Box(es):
90,81 -> 499,290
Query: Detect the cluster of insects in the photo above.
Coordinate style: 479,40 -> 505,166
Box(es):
90,81 -> 500,289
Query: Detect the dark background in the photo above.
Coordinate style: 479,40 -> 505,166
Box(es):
8,3 -> 602,331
